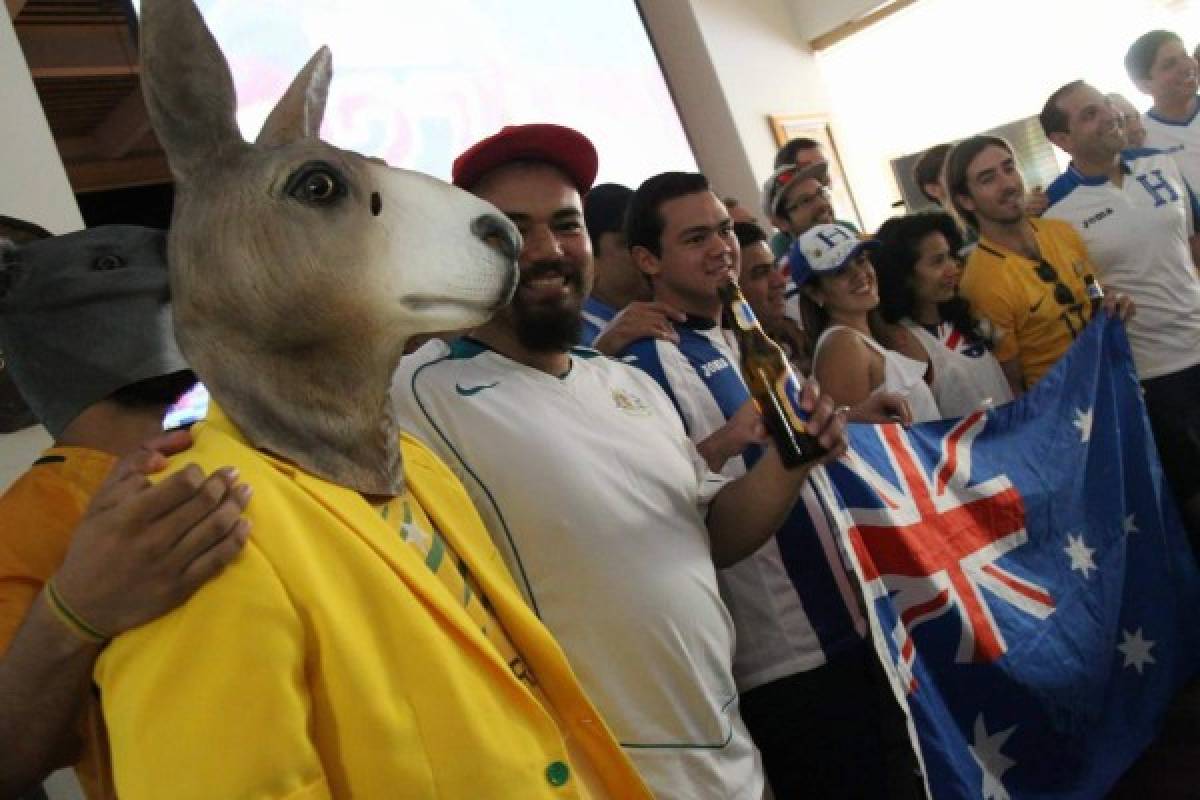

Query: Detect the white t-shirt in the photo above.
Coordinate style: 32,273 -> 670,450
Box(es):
392,338 -> 763,800
905,321 -> 1013,419
619,322 -> 867,692
1044,150 -> 1200,380
1143,99 -> 1200,195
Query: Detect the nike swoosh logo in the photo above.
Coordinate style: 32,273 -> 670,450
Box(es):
1029,296 -> 1045,313
455,381 -> 499,397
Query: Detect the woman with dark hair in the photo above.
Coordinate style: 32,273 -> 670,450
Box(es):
793,224 -> 940,422
872,211 -> 1014,416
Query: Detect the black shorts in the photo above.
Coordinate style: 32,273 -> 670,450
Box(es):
1141,362 -> 1200,502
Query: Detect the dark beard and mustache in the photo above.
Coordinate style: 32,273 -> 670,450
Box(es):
510,259 -> 585,353
982,188 -> 1025,225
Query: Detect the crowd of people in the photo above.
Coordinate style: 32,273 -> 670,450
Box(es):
0,13 -> 1198,799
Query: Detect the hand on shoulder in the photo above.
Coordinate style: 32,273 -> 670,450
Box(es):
51,430 -> 252,640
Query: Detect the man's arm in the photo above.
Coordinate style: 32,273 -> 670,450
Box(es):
697,390 -> 906,473
1025,187 -> 1049,218
591,301 -> 685,356
0,599 -> 101,798
706,381 -> 845,567
0,432 -> 250,798
848,392 -> 914,425
1000,358 -> 1025,397
696,400 -> 765,473
1100,292 -> 1136,322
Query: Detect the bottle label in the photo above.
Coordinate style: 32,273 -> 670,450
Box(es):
731,298 -> 759,331
775,368 -> 809,434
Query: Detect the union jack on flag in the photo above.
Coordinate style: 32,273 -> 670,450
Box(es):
808,317 -> 1200,799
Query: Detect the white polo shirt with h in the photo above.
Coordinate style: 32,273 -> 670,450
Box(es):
1143,99 -> 1200,194
1044,148 -> 1200,379
392,338 -> 763,800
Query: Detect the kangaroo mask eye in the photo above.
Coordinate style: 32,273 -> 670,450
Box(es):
93,254 -> 125,271
286,162 -> 347,206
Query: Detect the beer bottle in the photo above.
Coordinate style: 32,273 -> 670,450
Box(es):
718,279 -> 825,468
1083,274 -> 1104,317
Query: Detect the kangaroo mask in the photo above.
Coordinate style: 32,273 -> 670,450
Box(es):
139,0 -> 520,495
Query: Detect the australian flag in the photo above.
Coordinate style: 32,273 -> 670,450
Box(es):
811,315 -> 1200,798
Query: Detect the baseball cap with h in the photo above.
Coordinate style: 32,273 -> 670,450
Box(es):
787,223 -> 878,286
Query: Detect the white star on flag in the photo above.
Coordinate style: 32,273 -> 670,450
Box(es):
1064,533 -> 1097,578
1117,628 -> 1157,674
969,714 -> 1016,800
1073,407 -> 1094,442
1123,514 -> 1139,536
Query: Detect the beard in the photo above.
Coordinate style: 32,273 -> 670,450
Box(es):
509,259 -> 585,353
980,190 -> 1024,226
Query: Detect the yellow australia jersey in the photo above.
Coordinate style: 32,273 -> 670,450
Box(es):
959,218 -> 1096,387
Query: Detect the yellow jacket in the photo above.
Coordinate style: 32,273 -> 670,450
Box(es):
94,406 -> 647,799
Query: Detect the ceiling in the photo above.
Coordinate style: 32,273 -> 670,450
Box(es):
9,0 -> 169,194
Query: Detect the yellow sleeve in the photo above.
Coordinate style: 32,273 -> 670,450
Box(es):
961,260 -> 1021,364
94,541 -> 330,800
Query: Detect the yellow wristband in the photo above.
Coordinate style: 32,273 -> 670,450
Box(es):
44,579 -> 108,645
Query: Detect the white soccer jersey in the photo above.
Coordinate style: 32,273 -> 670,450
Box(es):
392,338 -> 763,800
1044,149 -> 1200,379
620,322 -> 867,692
1143,99 -> 1200,195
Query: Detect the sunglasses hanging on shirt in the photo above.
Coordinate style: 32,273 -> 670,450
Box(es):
1033,260 -> 1079,308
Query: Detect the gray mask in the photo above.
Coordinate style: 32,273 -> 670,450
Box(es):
0,225 -> 188,436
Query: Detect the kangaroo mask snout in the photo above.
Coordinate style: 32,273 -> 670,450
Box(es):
471,214 -> 523,263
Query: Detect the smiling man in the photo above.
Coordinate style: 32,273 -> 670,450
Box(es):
734,223 -> 787,327
617,172 -> 917,799
946,136 -> 1098,391
1128,30 -> 1200,191
1040,79 -> 1200,546
393,125 -> 849,800
735,221 -> 808,372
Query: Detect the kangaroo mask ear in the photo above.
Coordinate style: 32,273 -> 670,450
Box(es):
255,47 -> 333,148
139,0 -> 244,180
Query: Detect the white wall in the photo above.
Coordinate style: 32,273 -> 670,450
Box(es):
641,0 -> 830,215
0,12 -> 83,234
785,0 -> 887,44
0,11 -> 80,489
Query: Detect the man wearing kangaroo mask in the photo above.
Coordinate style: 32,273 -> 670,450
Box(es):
395,123 -> 851,800
0,225 -> 253,799
93,2 -> 649,797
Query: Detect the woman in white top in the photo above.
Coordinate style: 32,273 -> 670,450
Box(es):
791,223 -> 941,423
872,212 -> 1014,418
